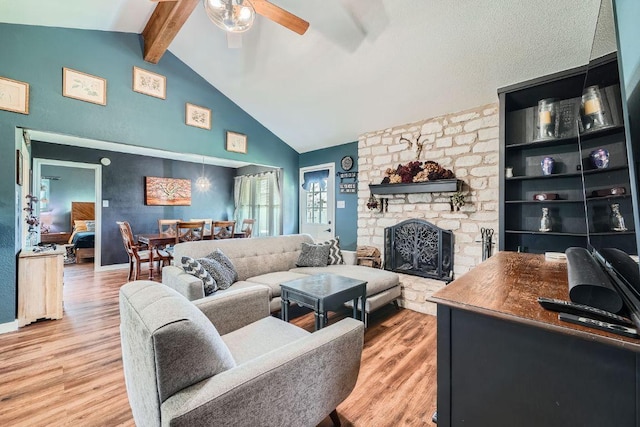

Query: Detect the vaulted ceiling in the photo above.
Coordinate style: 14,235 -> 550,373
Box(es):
1,0 -> 614,153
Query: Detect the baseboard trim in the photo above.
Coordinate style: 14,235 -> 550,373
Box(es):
0,320 -> 19,335
95,263 -> 129,272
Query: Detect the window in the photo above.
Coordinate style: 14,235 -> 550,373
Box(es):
305,180 -> 327,224
234,171 -> 281,236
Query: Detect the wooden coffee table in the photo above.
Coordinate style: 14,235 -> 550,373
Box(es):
280,273 -> 367,331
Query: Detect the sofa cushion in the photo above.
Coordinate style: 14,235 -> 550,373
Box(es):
296,242 -> 331,267
324,237 -> 344,265
222,316 -> 310,365
289,265 -> 400,296
246,271 -> 311,297
200,257 -> 235,290
207,249 -> 238,282
181,256 -> 217,295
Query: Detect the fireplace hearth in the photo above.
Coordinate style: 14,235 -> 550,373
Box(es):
384,219 -> 454,282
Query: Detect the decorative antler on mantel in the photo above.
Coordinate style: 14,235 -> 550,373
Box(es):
399,133 -> 425,160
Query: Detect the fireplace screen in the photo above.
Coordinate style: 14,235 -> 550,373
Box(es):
384,219 -> 454,282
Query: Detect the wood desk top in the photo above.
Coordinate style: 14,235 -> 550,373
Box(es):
429,251 -> 640,352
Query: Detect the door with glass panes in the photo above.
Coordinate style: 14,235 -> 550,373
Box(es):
299,163 -> 335,242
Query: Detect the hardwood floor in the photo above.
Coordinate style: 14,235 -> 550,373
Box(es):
0,263 -> 438,427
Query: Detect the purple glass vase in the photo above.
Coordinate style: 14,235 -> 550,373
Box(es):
541,156 -> 554,175
590,148 -> 610,169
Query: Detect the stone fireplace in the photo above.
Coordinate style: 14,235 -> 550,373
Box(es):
384,219 -> 454,282
357,103 -> 499,314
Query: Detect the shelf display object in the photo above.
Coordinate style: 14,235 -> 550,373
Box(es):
499,53 -> 637,254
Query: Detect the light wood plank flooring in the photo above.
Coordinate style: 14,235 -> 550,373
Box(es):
0,263 -> 437,427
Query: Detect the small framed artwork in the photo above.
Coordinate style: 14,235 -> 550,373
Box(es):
16,149 -> 23,186
0,76 -> 29,114
62,67 -> 107,106
132,66 -> 166,99
226,131 -> 247,154
185,103 -> 211,130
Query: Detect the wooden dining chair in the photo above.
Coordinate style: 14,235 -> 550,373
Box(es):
213,220 -> 236,239
158,219 -> 181,236
117,221 -> 171,281
189,218 -> 213,239
238,218 -> 255,238
177,221 -> 206,242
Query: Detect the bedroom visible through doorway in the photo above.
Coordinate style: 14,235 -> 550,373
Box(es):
32,159 -> 102,270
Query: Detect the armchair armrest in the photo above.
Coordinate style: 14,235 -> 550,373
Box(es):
162,317 -> 364,427
193,286 -> 270,335
162,265 -> 205,301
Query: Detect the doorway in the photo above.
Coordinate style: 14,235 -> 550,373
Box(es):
32,159 -> 102,269
299,163 -> 335,242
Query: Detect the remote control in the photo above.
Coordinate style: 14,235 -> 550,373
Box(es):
558,313 -> 639,339
537,297 -> 633,326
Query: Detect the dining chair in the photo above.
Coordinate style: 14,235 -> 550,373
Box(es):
117,221 -> 171,281
189,218 -> 213,239
213,220 -> 236,239
238,218 -> 255,238
158,219 -> 181,236
177,220 -> 206,242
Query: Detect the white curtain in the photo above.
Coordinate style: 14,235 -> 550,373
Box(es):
234,171 -> 282,236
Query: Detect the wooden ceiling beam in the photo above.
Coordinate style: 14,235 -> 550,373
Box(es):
142,0 -> 199,64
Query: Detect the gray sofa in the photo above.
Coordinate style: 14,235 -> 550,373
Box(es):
162,234 -> 401,324
120,280 -> 364,426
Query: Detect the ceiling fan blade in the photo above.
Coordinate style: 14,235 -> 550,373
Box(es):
250,0 -> 309,35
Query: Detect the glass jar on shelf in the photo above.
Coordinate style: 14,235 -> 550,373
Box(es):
537,98 -> 557,140
581,85 -> 610,131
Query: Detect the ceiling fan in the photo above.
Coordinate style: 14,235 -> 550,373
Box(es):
202,0 -> 309,35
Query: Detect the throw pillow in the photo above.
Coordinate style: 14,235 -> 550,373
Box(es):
181,256 -> 217,296
84,220 -> 96,232
206,249 -> 238,282
199,257 -> 235,290
296,242 -> 331,267
324,237 -> 344,265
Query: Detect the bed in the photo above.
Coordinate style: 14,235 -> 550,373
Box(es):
69,202 -> 95,263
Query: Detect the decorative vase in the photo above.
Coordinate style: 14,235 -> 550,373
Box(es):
590,148 -> 610,169
610,203 -> 627,231
541,157 -> 554,176
537,98 -> 557,139
539,207 -> 552,232
26,230 -> 38,248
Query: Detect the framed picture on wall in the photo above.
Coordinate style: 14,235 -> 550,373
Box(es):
226,131 -> 247,154
62,67 -> 107,106
185,103 -> 211,130
0,76 -> 29,114
132,66 -> 166,99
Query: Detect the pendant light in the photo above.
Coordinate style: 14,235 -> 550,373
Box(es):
203,0 -> 256,33
195,157 -> 210,191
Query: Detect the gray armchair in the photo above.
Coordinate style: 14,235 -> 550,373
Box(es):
119,281 -> 364,427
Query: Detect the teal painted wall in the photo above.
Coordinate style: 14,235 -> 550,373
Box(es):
0,24 -> 300,324
299,142 -> 358,250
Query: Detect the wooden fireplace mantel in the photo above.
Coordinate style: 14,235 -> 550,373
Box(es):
369,179 -> 461,195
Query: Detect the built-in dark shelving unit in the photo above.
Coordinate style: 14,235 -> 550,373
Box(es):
499,53 -> 637,254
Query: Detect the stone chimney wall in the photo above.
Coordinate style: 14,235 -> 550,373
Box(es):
357,103 -> 499,314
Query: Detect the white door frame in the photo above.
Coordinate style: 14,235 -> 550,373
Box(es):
299,162 -> 335,240
33,158 -> 102,270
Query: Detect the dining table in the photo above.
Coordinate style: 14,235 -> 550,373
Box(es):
136,233 -> 177,280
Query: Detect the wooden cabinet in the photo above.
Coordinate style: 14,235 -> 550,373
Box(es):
40,232 -> 71,244
18,247 -> 65,327
499,53 -> 636,254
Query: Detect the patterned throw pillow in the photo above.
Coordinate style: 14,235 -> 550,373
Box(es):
84,220 -> 96,232
324,237 -> 344,265
296,243 -> 331,267
206,249 -> 238,282
181,256 -> 217,295
199,257 -> 235,290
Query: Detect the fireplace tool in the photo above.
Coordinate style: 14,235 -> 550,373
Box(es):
481,227 -> 494,261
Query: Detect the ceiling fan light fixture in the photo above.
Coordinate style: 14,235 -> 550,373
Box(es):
203,0 -> 255,33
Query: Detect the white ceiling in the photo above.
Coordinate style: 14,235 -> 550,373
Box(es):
1,0 -> 615,153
